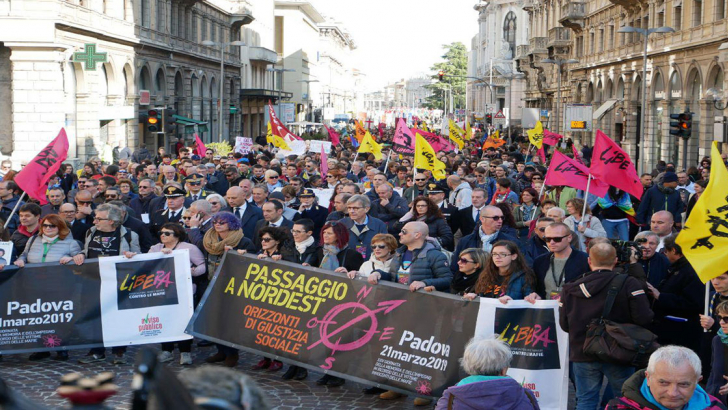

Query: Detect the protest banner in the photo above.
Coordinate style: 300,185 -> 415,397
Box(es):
474,299 -> 569,410
312,188 -> 334,209
234,137 -> 254,154
0,251 -> 193,354
188,254 -> 570,406
308,140 -> 332,154
0,241 -> 12,265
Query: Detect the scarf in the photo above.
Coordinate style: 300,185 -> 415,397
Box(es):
451,269 -> 480,294
41,235 -> 59,244
520,204 -> 535,222
719,329 -> 728,345
640,378 -> 711,410
320,245 -> 341,272
491,188 -> 512,204
203,228 -> 244,256
597,192 -> 636,215
295,236 -> 315,255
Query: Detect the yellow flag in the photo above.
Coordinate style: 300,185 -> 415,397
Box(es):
358,131 -> 382,160
465,122 -> 473,140
267,122 -> 291,150
421,122 -> 430,132
448,120 -> 464,150
527,121 -> 544,149
676,142 -> 728,283
414,133 -> 447,180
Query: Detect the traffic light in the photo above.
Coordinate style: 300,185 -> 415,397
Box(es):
669,112 -> 692,139
438,71 -> 445,81
485,113 -> 493,125
147,109 -> 160,132
164,108 -> 176,133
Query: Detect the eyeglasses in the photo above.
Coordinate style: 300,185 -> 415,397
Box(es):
544,235 -> 569,243
209,201 -> 219,205
372,244 -> 388,250
93,217 -> 109,221
491,253 -> 512,258
213,221 -> 228,225
105,196 -> 118,200
261,237 -> 274,242
482,215 -> 503,221
139,185 -> 151,189
42,224 -> 57,229
326,175 -> 335,178
160,231 -> 175,236
457,258 -> 474,264
347,206 -> 363,211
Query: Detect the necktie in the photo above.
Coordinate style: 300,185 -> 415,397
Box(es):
192,195 -> 198,201
234,207 -> 241,219
475,207 -> 481,222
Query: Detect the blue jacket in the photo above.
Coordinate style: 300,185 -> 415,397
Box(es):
533,248 -> 590,298
525,235 -> 550,265
640,252 -> 671,288
436,377 -> 540,410
382,240 -> 452,291
451,229 -> 519,276
636,183 -> 685,225
340,216 -> 388,260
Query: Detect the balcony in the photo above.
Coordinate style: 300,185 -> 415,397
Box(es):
529,37 -> 548,55
248,46 -> 277,64
559,2 -> 586,31
516,45 -> 531,61
548,27 -> 572,48
230,5 -> 254,29
240,89 -> 292,102
523,0 -> 536,11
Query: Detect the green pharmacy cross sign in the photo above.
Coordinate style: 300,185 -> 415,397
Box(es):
72,43 -> 107,71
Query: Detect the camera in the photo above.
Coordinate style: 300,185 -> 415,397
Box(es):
611,240 -> 642,264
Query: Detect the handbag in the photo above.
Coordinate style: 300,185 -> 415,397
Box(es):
583,274 -> 659,367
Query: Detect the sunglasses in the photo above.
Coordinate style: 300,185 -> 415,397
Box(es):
268,176 -> 278,179
457,258 -> 474,264
182,216 -> 191,220
414,179 -> 426,182
213,221 -> 228,225
105,195 -> 118,199
482,216 -> 503,221
537,227 -> 547,232
76,200 -> 92,205
160,231 -> 175,236
532,177 -> 542,180
719,315 -> 728,323
544,235 -> 569,243
188,182 -> 201,186
372,244 -> 388,250
209,201 -> 219,205
261,237 -> 274,242
42,224 -> 57,229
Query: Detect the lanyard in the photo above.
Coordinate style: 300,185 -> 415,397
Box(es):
41,238 -> 59,263
550,254 -> 567,288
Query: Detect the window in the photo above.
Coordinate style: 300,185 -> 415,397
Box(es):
576,36 -> 584,57
202,17 -> 207,42
141,0 -> 150,28
599,28 -> 604,52
657,11 -> 665,27
716,0 -> 726,20
590,32 -> 595,53
156,0 -> 165,32
608,25 -> 614,49
211,22 -> 216,42
503,12 -> 517,55
171,4 -> 177,36
674,6 -> 682,30
191,12 -> 197,41
692,0 -> 702,27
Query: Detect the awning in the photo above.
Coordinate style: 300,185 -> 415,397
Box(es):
593,99 -> 618,120
172,115 -> 209,133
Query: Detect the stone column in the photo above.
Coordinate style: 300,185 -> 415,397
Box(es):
659,99 -> 673,164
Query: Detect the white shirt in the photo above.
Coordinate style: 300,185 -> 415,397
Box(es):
233,202 -> 247,219
269,217 -> 283,227
472,206 -> 484,222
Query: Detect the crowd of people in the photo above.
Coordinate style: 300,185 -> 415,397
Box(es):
0,125 -> 726,409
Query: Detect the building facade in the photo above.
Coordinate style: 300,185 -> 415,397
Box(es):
520,0 -> 728,171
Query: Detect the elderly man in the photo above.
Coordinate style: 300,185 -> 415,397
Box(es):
636,230 -> 671,288
447,175 -> 473,209
340,195 -> 388,260
436,339 -> 539,409
450,205 -> 517,276
129,178 -> 158,223
606,346 -> 726,410
650,210 -> 675,252
145,163 -> 158,180
108,200 -> 153,253
365,172 -> 391,202
560,242 -> 654,410
456,188 -> 488,237
158,165 -> 180,185
370,184 -> 408,234
41,187 -> 66,217
251,185 -> 268,208
224,186 -> 262,240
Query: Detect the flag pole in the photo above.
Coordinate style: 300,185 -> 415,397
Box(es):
3,191 -> 27,229
705,282 -> 711,333
532,182 -> 546,220
384,149 -> 392,172
580,175 -> 592,223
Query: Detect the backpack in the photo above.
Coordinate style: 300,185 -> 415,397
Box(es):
583,274 -> 659,367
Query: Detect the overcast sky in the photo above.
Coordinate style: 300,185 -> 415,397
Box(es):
311,0 -> 480,91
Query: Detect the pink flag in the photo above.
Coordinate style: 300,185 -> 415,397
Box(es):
572,144 -> 584,164
392,118 -> 415,155
378,122 -> 384,139
545,151 -> 609,198
418,129 -> 453,152
320,144 -> 328,177
194,134 -> 206,157
590,130 -> 643,198
15,128 -> 69,205
536,145 -> 547,163
268,101 -> 302,141
324,125 -> 340,147
543,129 -> 563,146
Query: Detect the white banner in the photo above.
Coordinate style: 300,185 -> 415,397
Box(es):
308,140 -> 332,154
312,188 -> 334,209
97,250 -> 194,346
235,137 -> 254,154
474,299 -> 569,410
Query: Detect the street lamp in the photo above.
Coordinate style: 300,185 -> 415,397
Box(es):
541,58 -> 579,134
267,67 -> 296,123
616,25 -> 675,174
202,40 -> 246,142
499,72 -> 525,140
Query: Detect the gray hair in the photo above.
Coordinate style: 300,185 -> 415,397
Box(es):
546,207 -> 566,218
635,230 -> 659,242
96,203 -> 124,227
206,194 -> 227,209
347,194 -> 370,208
376,183 -> 393,193
191,199 -> 212,216
177,366 -> 269,410
461,338 -> 512,376
646,345 -> 702,379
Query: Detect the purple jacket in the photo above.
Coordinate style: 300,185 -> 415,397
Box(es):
435,377 -> 540,410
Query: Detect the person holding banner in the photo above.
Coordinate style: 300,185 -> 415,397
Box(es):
450,248 -> 488,296
150,223 -> 205,366
462,241 -> 539,304
435,338 -> 540,410
347,233 -> 397,282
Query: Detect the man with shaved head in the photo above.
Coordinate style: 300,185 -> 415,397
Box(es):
650,210 -> 675,252
225,186 -> 262,239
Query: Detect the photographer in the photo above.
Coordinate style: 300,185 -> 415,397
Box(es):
589,237 -> 648,292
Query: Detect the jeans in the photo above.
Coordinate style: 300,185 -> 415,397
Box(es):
572,361 -> 634,410
601,219 -> 629,241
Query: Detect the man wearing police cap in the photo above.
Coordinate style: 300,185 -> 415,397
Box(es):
150,185 -> 187,240
427,183 -> 459,236
184,173 -> 209,202
296,188 -> 328,240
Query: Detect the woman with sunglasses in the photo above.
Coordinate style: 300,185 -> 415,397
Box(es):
202,211 -> 256,368
564,198 -> 606,252
264,170 -> 283,193
707,300 -> 728,403
15,214 -> 84,361
149,223 -> 205,366
463,240 -> 540,304
451,248 -> 489,295
347,233 -> 397,282
514,188 -> 542,243
205,194 -> 227,214
395,196 -> 454,251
